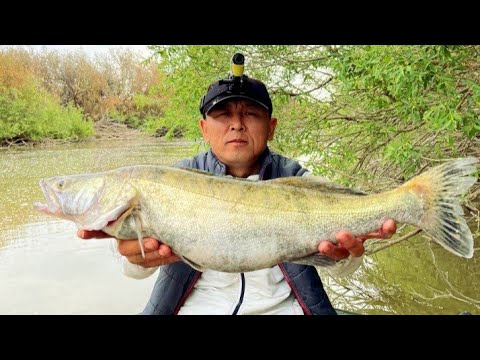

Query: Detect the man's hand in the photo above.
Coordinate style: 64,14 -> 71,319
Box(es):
318,219 -> 397,261
77,230 -> 180,268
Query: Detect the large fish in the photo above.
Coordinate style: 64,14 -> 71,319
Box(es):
34,158 -> 478,272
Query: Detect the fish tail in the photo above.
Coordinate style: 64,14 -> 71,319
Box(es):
400,157 -> 478,258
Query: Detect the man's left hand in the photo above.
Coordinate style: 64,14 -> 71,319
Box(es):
318,219 -> 397,261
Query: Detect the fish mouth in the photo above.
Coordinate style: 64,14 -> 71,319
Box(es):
33,176 -> 130,231
33,179 -> 60,215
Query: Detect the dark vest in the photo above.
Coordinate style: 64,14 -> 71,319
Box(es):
142,148 -> 336,315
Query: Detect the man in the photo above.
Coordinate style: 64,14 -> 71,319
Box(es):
79,62 -> 396,315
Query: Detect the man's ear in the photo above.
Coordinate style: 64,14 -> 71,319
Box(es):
268,117 -> 278,141
199,118 -> 209,142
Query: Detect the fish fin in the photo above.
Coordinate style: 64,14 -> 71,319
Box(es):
128,206 -> 145,259
84,204 -> 132,231
176,167 -> 219,177
405,157 -> 478,258
177,167 -> 256,182
290,253 -> 337,267
268,176 -> 368,196
178,255 -> 206,272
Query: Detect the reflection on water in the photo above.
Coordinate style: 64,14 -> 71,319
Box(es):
0,138 -> 478,314
0,220 -> 155,314
0,138 -> 198,314
322,223 -> 480,315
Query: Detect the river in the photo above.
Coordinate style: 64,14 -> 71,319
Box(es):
0,138 -> 478,314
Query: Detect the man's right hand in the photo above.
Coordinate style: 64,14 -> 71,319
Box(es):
77,230 -> 180,268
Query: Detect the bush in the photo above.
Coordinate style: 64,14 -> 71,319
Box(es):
0,84 -> 93,143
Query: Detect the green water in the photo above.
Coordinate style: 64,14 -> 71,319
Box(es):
0,138 -> 198,314
0,138 -> 478,314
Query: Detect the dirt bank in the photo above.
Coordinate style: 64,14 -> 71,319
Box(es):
0,119 -> 153,148
91,118 -> 152,141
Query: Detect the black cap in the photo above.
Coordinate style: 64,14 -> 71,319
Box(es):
199,75 -> 273,118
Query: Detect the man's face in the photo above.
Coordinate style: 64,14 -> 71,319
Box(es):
200,99 -> 277,170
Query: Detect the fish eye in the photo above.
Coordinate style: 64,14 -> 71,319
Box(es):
57,180 -> 65,189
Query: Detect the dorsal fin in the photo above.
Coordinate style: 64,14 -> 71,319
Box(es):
267,176 -> 368,196
175,166 -> 257,182
176,167 -> 219,177
177,166 -> 368,195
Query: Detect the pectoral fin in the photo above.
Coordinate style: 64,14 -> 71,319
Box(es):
128,206 -> 145,259
290,253 -> 337,267
179,255 -> 206,272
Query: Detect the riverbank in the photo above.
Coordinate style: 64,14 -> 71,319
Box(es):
90,118 -> 152,141
0,119 -> 156,149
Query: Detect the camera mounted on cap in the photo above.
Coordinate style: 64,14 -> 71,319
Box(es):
199,53 -> 273,118
218,53 -> 247,93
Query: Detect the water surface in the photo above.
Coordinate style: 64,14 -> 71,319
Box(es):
0,138 -> 478,314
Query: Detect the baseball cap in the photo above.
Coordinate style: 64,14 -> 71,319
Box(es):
199,75 -> 273,118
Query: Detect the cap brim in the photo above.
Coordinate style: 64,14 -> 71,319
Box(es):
205,95 -> 270,116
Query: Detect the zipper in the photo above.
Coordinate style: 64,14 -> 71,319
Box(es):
278,264 -> 312,315
231,273 -> 245,315
174,271 -> 202,315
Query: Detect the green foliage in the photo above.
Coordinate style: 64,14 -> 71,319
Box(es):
0,46 -> 165,145
5,45 -> 476,191
0,83 -> 93,143
148,45 -> 480,191
317,45 -> 479,186
147,46 -> 238,138
109,111 -> 143,129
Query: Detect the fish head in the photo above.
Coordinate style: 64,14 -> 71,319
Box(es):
34,172 -> 137,231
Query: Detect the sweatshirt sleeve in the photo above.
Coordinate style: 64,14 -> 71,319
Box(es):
121,257 -> 159,279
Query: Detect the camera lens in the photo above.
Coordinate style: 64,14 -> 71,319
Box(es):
232,53 -> 245,65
